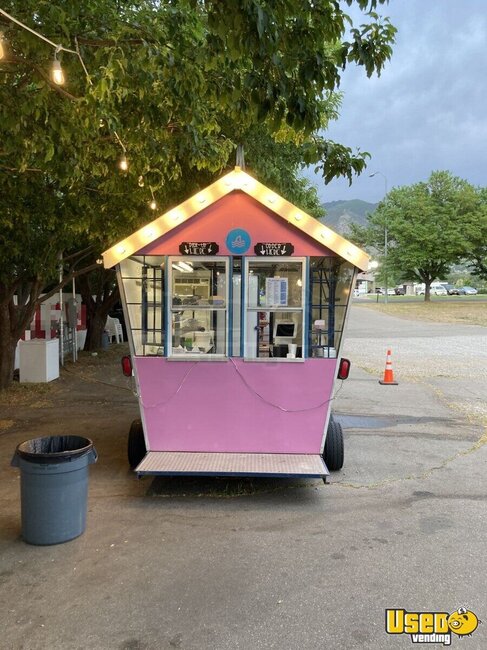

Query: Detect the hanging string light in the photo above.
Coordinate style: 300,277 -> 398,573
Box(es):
0,9 -> 149,184
113,131 -> 128,171
0,8 -> 90,85
149,186 -> 157,210
51,45 -> 64,85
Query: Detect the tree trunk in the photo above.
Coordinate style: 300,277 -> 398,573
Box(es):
424,281 -> 431,302
0,285 -> 39,391
83,311 -> 108,351
0,320 -> 16,390
77,268 -> 119,351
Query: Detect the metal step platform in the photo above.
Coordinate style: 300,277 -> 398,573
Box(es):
135,452 -> 329,478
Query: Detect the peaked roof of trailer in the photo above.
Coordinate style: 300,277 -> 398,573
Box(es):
102,167 -> 369,271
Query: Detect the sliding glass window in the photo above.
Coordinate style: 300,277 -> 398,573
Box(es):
244,258 -> 305,359
168,257 -> 229,358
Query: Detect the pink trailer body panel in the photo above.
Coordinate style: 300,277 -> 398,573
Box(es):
134,357 -> 337,454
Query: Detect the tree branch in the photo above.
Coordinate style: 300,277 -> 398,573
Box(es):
0,165 -> 43,173
76,36 -> 145,47
3,55 -> 82,101
62,245 -> 94,263
38,263 -> 101,305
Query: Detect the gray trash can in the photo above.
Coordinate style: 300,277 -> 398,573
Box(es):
11,436 -> 97,545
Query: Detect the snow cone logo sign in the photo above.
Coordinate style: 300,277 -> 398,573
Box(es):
386,607 -> 480,645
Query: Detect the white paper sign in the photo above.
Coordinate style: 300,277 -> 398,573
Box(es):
265,277 -> 288,306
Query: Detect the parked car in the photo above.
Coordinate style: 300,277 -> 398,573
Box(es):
387,288 -> 396,295
432,285 -> 447,295
394,287 -> 405,295
442,283 -> 460,295
416,284 -> 447,296
458,286 -> 478,295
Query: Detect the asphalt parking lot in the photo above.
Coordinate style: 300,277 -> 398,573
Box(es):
0,306 -> 486,650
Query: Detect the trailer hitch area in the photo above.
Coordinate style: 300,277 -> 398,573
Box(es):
337,358 -> 351,381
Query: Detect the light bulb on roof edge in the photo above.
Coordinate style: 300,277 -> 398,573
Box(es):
118,154 -> 128,171
51,58 -> 64,85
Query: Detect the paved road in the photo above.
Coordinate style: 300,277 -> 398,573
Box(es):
0,307 -> 486,650
354,295 -> 487,304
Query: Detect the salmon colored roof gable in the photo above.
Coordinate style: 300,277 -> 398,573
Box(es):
102,167 -> 369,270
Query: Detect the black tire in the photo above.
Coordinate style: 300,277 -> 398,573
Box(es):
128,418 -> 146,469
323,415 -> 344,471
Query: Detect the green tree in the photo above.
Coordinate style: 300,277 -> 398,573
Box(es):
352,171 -> 479,301
466,187 -> 487,282
0,0 -> 396,388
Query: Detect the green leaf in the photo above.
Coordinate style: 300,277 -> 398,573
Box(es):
44,143 -> 55,163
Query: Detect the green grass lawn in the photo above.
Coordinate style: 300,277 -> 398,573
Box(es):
353,297 -> 487,327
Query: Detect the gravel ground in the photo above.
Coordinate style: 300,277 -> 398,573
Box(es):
344,305 -> 487,423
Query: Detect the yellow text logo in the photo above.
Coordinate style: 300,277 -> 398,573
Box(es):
385,607 -> 479,645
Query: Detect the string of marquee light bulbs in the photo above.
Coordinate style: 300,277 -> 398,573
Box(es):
0,6 -> 159,209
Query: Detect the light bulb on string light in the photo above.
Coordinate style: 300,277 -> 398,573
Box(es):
0,33 -> 5,60
51,46 -> 64,85
138,175 -> 145,187
149,187 -> 157,210
118,154 -> 128,172
113,131 -> 128,172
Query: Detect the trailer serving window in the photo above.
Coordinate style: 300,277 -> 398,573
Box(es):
243,258 -> 305,360
168,257 -> 228,358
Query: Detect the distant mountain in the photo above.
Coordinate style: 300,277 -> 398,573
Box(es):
319,199 -> 378,235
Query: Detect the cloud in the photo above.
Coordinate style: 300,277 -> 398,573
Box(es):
304,0 -> 487,203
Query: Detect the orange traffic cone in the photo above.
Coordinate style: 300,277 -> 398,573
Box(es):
379,349 -> 398,385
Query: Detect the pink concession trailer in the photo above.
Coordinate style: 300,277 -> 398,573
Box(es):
102,167 -> 369,481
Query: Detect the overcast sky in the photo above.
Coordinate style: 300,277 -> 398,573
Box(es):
304,0 -> 487,204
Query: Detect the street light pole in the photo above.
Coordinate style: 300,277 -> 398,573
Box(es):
369,171 -> 388,304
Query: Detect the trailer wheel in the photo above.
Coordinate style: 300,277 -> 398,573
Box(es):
323,415 -> 344,471
128,419 -> 146,469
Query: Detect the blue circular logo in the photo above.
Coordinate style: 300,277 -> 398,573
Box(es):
225,228 -> 251,254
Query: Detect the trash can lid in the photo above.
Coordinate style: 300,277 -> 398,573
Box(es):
15,436 -> 94,463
